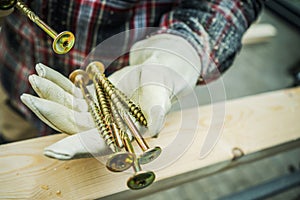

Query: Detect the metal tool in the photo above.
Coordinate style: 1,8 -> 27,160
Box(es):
69,70 -> 134,173
86,61 -> 147,127
68,62 -> 161,189
122,112 -> 161,165
0,0 -> 75,54
122,132 -> 155,190
91,70 -> 136,171
86,61 -> 161,164
113,88 -> 148,127
88,64 -> 124,147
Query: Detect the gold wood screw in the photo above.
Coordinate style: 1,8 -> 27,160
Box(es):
93,78 -> 136,172
86,61 -> 147,127
122,112 -> 161,165
69,70 -> 134,172
69,70 -> 116,152
114,88 -> 147,127
91,66 -> 124,149
122,133 -> 155,190
86,61 -> 161,164
94,81 -> 112,124
15,0 -> 75,54
110,99 -> 127,131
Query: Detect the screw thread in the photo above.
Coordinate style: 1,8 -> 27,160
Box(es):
15,0 -> 75,54
16,1 -> 39,22
96,73 -> 147,126
94,81 -> 112,124
95,74 -> 125,113
114,88 -> 147,127
89,101 -> 117,153
110,101 -> 126,132
71,70 -> 118,153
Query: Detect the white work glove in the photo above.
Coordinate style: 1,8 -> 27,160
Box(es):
21,34 -> 201,160
21,63 -> 103,159
109,34 -> 201,136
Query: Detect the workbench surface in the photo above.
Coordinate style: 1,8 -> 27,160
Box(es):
0,87 -> 300,200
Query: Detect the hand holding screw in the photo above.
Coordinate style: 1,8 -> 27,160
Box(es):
86,61 -> 161,164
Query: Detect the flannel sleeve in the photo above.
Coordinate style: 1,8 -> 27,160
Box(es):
159,0 -> 264,84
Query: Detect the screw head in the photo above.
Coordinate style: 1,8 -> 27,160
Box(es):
127,171 -> 155,190
106,152 -> 134,172
138,146 -> 162,165
69,69 -> 90,86
86,61 -> 105,78
53,31 -> 75,54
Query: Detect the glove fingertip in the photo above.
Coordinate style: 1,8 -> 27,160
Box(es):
28,74 -> 43,98
28,74 -> 35,86
146,106 -> 167,138
20,94 -> 63,132
35,63 -> 82,98
35,63 -> 47,77
20,93 -> 46,113
20,93 -> 33,107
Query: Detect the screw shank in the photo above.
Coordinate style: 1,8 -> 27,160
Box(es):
123,112 -> 149,151
16,0 -> 57,39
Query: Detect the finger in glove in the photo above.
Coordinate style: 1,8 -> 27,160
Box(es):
29,74 -> 88,112
35,63 -> 82,98
20,94 -> 94,134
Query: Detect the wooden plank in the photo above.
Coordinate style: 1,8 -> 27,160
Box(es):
0,87 -> 300,200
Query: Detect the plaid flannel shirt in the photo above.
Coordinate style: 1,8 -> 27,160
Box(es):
0,0 -> 263,136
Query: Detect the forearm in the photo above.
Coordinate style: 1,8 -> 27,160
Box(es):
159,0 -> 264,83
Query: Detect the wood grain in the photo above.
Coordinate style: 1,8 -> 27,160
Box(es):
0,87 -> 300,199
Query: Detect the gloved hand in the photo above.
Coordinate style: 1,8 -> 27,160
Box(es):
21,63 -> 102,159
21,34 -> 201,160
109,34 -> 201,136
